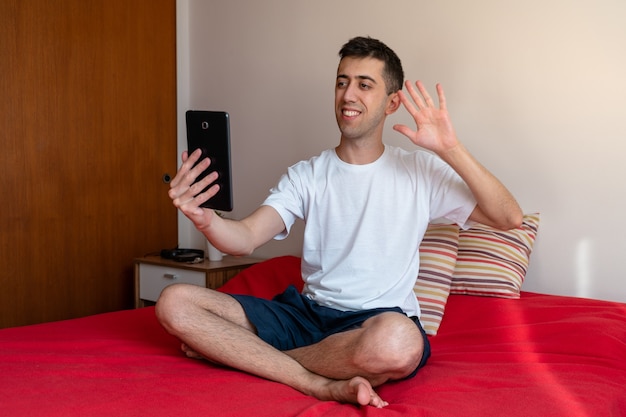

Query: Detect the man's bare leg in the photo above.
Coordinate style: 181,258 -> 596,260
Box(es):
179,309 -> 424,383
155,283 -> 387,407
285,312 -> 425,386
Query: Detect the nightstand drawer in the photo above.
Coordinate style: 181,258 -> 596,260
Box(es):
138,263 -> 205,302
134,255 -> 262,308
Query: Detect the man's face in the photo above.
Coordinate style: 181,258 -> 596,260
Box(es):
335,56 -> 396,141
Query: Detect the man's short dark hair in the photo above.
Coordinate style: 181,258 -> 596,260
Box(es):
338,36 -> 404,95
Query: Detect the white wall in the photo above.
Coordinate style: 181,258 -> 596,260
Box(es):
177,0 -> 626,303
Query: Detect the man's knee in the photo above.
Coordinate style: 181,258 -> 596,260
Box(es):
156,284 -> 254,335
155,283 -> 195,331
357,313 -> 424,378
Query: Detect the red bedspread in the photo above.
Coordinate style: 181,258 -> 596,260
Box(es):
1,256 -> 625,416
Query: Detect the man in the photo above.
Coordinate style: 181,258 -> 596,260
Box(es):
156,36 -> 522,408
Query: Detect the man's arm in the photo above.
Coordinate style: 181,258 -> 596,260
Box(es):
437,142 -> 522,229
393,81 -> 522,230
168,149 -> 286,255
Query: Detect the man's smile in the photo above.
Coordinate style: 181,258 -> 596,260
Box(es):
342,109 -> 361,118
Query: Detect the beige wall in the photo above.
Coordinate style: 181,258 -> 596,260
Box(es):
177,0 -> 626,302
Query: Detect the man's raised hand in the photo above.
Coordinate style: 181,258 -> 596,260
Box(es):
393,81 -> 460,156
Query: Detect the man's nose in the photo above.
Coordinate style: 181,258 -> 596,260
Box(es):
342,84 -> 358,102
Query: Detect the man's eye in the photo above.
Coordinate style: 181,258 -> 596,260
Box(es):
360,83 -> 371,89
337,81 -> 347,88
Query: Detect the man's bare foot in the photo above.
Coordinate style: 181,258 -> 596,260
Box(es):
181,343 -> 204,359
182,343 -> 387,408
317,376 -> 388,408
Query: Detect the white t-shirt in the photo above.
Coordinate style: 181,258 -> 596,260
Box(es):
263,145 -> 476,317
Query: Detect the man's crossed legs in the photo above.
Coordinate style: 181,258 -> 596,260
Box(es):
155,283 -> 429,408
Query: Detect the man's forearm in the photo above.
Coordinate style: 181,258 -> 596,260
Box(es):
440,143 -> 523,230
199,205 -> 286,256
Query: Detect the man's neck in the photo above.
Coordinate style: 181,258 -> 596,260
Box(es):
335,139 -> 384,165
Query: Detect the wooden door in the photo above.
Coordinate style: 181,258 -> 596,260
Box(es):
0,0 -> 178,327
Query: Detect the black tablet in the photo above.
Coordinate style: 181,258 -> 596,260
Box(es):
185,110 -> 233,211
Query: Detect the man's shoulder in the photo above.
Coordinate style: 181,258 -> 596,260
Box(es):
289,148 -> 336,170
385,144 -> 438,164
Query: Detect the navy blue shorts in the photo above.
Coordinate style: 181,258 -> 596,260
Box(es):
231,285 -> 431,378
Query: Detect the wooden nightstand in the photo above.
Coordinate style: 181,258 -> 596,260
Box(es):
134,255 -> 262,307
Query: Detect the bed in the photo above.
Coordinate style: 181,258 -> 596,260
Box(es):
2,217 -> 626,416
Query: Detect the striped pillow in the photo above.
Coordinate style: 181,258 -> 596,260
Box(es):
451,213 -> 540,298
414,223 -> 460,335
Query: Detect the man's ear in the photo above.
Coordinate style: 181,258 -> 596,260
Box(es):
385,92 -> 401,115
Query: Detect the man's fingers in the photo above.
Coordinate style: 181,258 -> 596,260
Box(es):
392,123 -> 415,140
405,81 -> 426,110
179,183 -> 220,212
398,90 -> 419,117
405,80 -> 442,110
172,153 -> 211,190
435,83 -> 447,110
178,197 -> 195,206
